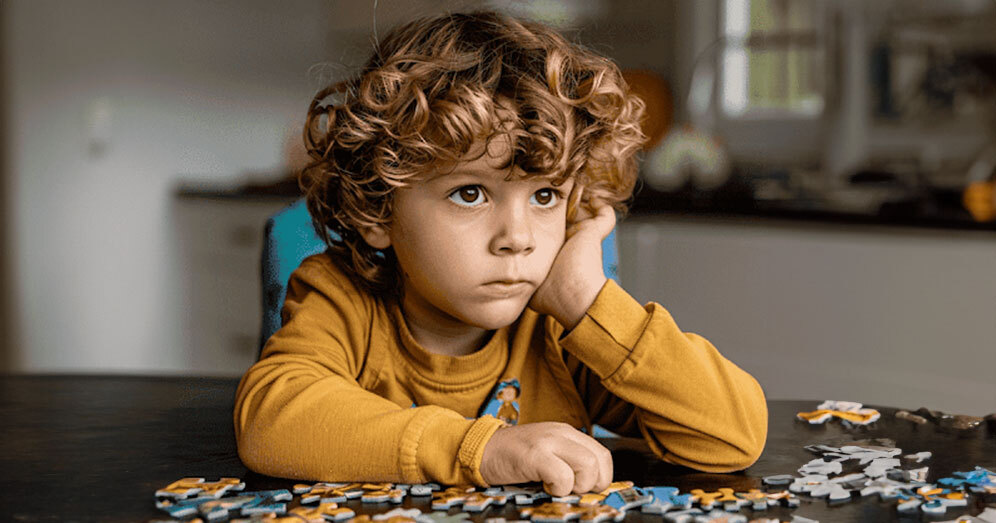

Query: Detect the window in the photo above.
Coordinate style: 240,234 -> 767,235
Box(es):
721,0 -> 827,117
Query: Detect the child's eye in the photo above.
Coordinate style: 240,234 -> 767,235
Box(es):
530,188 -> 560,208
448,185 -> 486,207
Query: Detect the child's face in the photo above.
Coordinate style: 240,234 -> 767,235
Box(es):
373,136 -> 573,333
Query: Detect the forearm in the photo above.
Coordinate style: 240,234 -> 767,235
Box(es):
559,281 -> 768,471
234,353 -> 505,484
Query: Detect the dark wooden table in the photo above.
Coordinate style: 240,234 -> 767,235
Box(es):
1,375 -> 993,522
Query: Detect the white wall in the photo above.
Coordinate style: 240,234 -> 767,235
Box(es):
618,216 -> 996,415
4,0 -> 331,372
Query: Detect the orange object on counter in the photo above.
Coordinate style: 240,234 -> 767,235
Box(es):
963,181 -> 996,222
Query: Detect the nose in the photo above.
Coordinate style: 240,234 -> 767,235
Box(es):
489,202 -> 535,256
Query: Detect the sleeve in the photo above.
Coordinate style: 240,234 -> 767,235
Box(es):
233,256 -> 507,485
557,279 -> 768,472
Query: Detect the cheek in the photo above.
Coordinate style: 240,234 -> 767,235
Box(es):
536,220 -> 567,261
394,222 -> 475,282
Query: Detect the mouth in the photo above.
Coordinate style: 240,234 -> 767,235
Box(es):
481,280 -> 533,296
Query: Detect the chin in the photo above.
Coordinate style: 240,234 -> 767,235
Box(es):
462,300 -> 530,330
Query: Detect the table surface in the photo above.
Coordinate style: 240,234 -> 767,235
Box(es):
1,375 -> 993,522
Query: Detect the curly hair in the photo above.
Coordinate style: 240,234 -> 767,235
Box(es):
300,10 -> 646,297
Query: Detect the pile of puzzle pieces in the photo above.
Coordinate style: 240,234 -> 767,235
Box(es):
791,400 -> 996,516
795,401 -> 881,426
766,441 -> 996,516
154,478 -> 825,523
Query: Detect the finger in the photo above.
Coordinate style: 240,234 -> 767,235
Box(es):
594,440 -> 613,492
591,204 -> 617,239
557,429 -> 613,493
550,439 -> 601,495
534,455 -> 576,497
567,203 -> 616,240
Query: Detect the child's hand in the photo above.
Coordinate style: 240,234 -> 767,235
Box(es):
479,422 -> 613,496
528,201 -> 616,331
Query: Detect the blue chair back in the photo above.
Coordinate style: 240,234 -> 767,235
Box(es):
259,198 -> 620,353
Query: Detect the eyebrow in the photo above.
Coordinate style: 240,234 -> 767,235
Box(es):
427,169 -> 565,185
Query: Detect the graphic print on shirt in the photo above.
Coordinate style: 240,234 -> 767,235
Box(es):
478,378 -> 521,425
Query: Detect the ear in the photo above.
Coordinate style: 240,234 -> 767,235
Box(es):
358,224 -> 392,250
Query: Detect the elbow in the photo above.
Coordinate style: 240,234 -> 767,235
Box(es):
664,431 -> 767,473
725,428 -> 767,471
722,389 -> 769,471
235,420 -> 274,477
655,398 -> 769,473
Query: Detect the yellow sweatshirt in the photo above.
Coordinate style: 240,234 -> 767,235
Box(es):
234,254 -> 767,485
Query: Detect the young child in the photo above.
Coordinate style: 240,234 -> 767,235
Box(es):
235,11 -> 767,496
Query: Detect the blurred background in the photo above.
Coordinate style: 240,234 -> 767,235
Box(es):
1,0 -> 993,414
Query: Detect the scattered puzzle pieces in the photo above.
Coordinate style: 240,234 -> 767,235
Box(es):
151,428 -> 996,523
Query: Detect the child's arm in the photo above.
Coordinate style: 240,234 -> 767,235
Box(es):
234,257 -> 507,485
529,204 -> 768,472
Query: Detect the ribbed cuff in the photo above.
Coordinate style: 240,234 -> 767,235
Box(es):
457,415 -> 508,486
399,407 -> 450,483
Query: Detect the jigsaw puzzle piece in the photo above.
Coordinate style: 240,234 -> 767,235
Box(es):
578,481 -> 633,506
735,490 -> 771,511
519,502 -> 587,522
197,495 -> 259,520
415,512 -> 472,523
763,490 -> 800,508
463,492 -> 509,512
693,509 -> 747,522
663,508 -> 704,522
798,458 -> 842,476
431,486 -> 475,510
603,486 -> 652,511
577,505 -> 624,523
789,475 -> 851,502
796,410 -> 834,424
317,483 -> 367,503
372,508 -> 424,522
240,490 -> 294,516
409,484 -> 440,497
155,496 -> 215,519
860,478 -> 913,500
513,488 -> 552,506
156,477 -> 208,499
286,502 -> 355,522
761,475 -> 794,486
640,486 -> 693,514
886,467 -> 928,483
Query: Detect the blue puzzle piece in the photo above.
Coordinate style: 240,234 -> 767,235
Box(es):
155,497 -> 214,519
604,487 -> 652,511
239,489 -> 293,515
939,467 -> 996,489
640,486 -> 692,513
